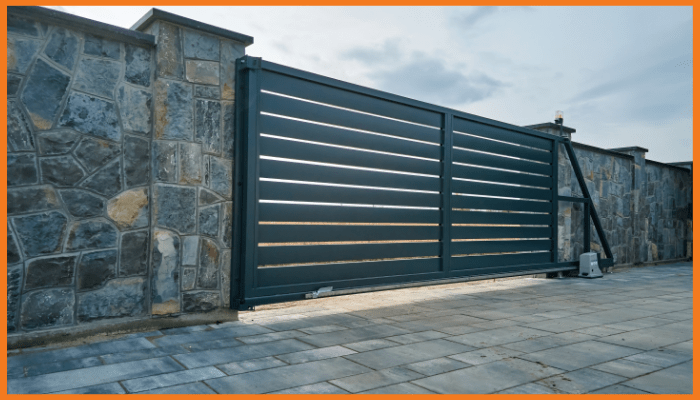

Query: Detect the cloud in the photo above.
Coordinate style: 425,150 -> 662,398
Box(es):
452,6 -> 500,27
341,39 -> 402,64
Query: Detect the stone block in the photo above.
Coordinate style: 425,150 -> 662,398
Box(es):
183,291 -> 220,312
8,36 -> 42,74
8,74 -> 22,96
44,28 -> 80,70
153,141 -> 178,182
7,153 -> 38,186
77,250 -> 117,290
151,229 -> 181,315
221,202 -> 233,247
116,84 -> 152,134
182,236 -> 199,266
179,142 -> 203,185
74,58 -> 121,98
37,129 -> 81,155
184,30 -> 220,61
186,60 -> 220,85
58,92 -> 121,142
8,16 -> 40,36
81,159 -> 123,197
199,188 -> 223,205
107,188 -> 149,230
182,268 -> 196,291
58,189 -> 105,218
24,254 -> 77,290
124,135 -> 150,187
223,101 -> 234,159
73,137 -> 121,173
119,230 -> 149,276
40,155 -> 86,187
195,85 -> 220,99
197,237 -> 219,289
220,249 -> 231,307
210,156 -> 232,198
77,277 -> 146,322
83,34 -> 120,59
199,204 -> 220,237
66,219 -> 118,251
8,226 -> 22,264
154,80 -> 193,141
155,184 -> 197,234
21,59 -> 71,130
7,100 -> 35,151
13,211 -> 67,257
220,40 -> 245,100
195,99 -> 221,153
8,186 -> 60,215
20,288 -> 75,330
124,45 -> 151,87
156,23 -> 184,79
8,264 -> 22,332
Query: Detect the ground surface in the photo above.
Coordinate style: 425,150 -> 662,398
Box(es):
7,262 -> 693,394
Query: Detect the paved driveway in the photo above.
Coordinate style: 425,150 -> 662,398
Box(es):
7,262 -> 692,394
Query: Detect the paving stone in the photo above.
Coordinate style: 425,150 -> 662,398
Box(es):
217,356 -> 287,375
139,382 -> 216,394
123,135 -> 150,187
574,325 -> 626,337
386,330 -> 449,345
518,340 -> 642,371
446,325 -> 552,348
37,129 -> 81,155
199,204 -> 220,237
597,321 -> 692,350
345,339 -> 474,370
7,356 -> 183,394
73,58 -> 121,98
154,184 -> 197,234
8,186 -> 60,214
107,188 -> 149,230
195,99 -> 221,153
519,316 -> 600,333
12,211 -> 67,257
151,229 -> 180,315
153,322 -> 272,348
20,288 -> 74,331
77,277 -> 146,321
404,357 -> 469,376
8,73 -> 23,95
361,382 -> 435,394
297,324 -> 412,347
83,35 -> 120,59
222,101 -> 234,158
449,346 -> 523,366
195,85 -> 220,99
624,347 -> 693,367
184,30 -> 220,61
59,92 -> 121,142
272,382 -> 350,394
8,15 -> 40,36
161,325 -> 209,335
119,230 -> 149,276
7,264 -> 23,332
123,366 -> 225,393
604,316 -> 676,331
155,23 -> 184,79
174,339 -> 314,369
497,383 -> 558,394
65,219 -> 118,251
298,324 -> 347,335
590,358 -> 662,378
73,137 -> 121,173
590,384 -> 651,394
183,291 -> 220,312
124,44 -> 151,87
186,60 -> 220,85
220,40 -> 245,99
538,368 -> 627,394
25,254 -> 78,290
210,156 -> 233,197
153,141 -> 177,182
41,155 -> 86,187
53,382 -> 126,394
8,36 -> 42,74
116,84 -> 152,134
277,345 -> 356,364
99,344 -> 189,364
7,99 -> 36,150
500,332 -> 595,353
26,356 -> 102,377
205,357 -> 371,394
662,340 -> 692,354
330,366 -> 423,393
179,142 -> 203,184
155,79 -> 193,140
43,28 -> 79,70
180,337 -> 243,352
236,330 -> 307,345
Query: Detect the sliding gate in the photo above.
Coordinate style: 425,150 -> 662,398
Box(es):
232,56 -> 613,309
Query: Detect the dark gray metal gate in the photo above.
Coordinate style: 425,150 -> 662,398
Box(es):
232,56 -> 613,309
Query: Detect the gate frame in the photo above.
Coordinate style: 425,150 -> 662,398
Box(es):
231,55 -> 614,310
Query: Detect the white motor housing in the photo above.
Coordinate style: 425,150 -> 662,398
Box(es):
579,252 -> 603,279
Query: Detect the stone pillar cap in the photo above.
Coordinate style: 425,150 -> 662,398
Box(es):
523,122 -> 576,134
608,146 -> 649,154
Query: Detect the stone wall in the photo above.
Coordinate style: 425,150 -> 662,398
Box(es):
7,7 -> 252,336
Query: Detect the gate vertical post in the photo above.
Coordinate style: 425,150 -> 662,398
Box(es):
441,113 -> 453,275
551,139 -> 559,264
231,56 -> 262,310
584,201 -> 591,253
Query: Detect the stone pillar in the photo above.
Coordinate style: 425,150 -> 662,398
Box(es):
132,9 -> 253,314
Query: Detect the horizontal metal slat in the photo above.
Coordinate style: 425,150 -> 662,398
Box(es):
452,148 -> 552,176
260,114 -> 441,160
452,179 -> 551,201
260,158 -> 440,192
451,226 -> 551,240
258,203 -> 441,224
260,70 -> 443,128
452,164 -> 552,188
451,211 -> 551,225
453,117 -> 553,150
453,132 -> 552,164
259,135 -> 442,176
451,195 -> 552,213
258,225 -> 441,243
451,252 -> 552,270
260,92 -> 442,143
257,257 -> 442,288
258,241 -> 441,266
259,180 -> 441,208
451,239 -> 552,256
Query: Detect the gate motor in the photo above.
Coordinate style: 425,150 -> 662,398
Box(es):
579,252 -> 603,279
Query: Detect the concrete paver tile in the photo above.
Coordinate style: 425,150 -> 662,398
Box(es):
404,357 -> 470,376
216,356 -> 287,375
330,366 -> 424,393
152,325 -> 273,347
343,338 -> 398,352
662,340 -> 692,354
573,326 -> 626,337
623,348 -> 693,367
446,326 -> 551,348
235,330 -> 306,345
122,366 -> 225,393
52,382 -> 126,394
344,339 -> 474,370
296,324 -> 412,347
271,382 -> 349,394
590,359 -> 662,378
603,316 -> 677,332
160,325 -> 209,335
298,325 -> 348,334
360,382 -> 435,394
518,341 -> 642,371
590,384 -> 651,394
139,382 -> 216,394
623,361 -> 692,394
497,383 -> 559,394
276,345 -> 356,364
25,356 -> 102,377
174,339 -> 314,369
449,346 -> 523,365
100,345 -> 190,364
538,368 -> 626,393
386,330 -> 449,344
597,321 -> 692,350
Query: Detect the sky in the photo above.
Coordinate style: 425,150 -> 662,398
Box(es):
52,6 -> 693,163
